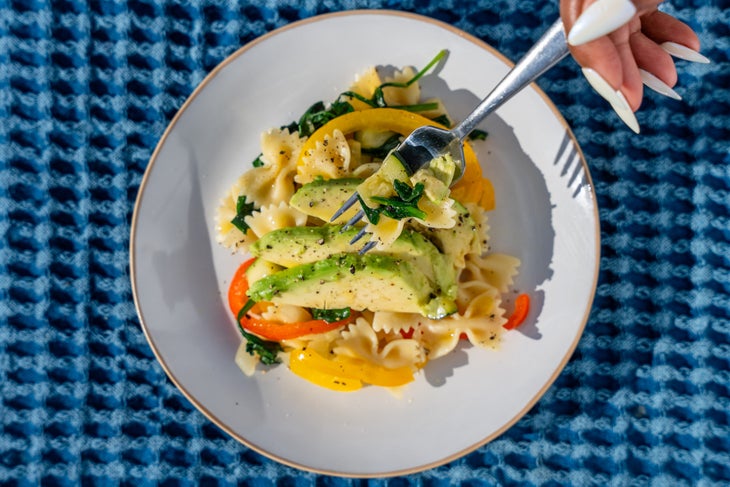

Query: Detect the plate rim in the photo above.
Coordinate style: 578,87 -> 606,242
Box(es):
129,8 -> 601,477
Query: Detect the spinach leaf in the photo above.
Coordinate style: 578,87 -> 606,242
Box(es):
363,181 -> 427,222
371,198 -> 427,220
235,300 -> 281,365
238,326 -> 282,365
281,120 -> 299,134
290,51 -> 448,138
357,194 -> 381,225
311,307 -> 351,323
370,50 -> 447,107
469,129 -> 488,141
387,102 -> 440,113
298,100 -> 354,137
339,50 -> 447,112
230,195 -> 256,233
251,154 -> 265,168
236,299 -> 257,323
430,114 -> 451,127
394,179 -> 424,202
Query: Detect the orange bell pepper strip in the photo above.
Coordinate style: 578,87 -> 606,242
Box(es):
296,108 -> 492,210
228,258 -> 263,316
503,293 -> 530,330
228,259 -> 352,341
242,315 -> 352,342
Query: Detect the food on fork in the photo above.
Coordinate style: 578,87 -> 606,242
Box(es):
215,53 -> 529,391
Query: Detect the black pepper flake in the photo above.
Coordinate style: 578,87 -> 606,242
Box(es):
349,264 -> 355,274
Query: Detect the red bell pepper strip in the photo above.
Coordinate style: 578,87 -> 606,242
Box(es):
228,258 -> 352,341
503,293 -> 530,330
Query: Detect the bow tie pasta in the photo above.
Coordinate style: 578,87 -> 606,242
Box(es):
216,52 -> 529,392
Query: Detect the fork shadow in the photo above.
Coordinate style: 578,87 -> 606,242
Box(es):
420,72 -> 555,342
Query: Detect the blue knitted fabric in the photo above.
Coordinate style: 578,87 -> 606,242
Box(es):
1,0 -> 728,485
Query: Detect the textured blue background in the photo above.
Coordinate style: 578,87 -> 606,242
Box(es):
1,0 -> 728,485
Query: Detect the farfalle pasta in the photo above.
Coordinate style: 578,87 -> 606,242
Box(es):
244,202 -> 308,239
216,52 -> 529,392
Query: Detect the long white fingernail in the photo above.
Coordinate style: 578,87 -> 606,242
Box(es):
661,42 -> 711,63
582,68 -> 640,133
568,0 -> 637,46
639,69 -> 682,100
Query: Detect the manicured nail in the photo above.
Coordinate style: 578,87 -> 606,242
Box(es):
568,0 -> 637,46
639,69 -> 682,100
661,42 -> 711,64
582,68 -> 640,133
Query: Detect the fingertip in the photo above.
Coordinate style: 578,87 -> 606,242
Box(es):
640,10 -> 703,52
567,0 -> 637,46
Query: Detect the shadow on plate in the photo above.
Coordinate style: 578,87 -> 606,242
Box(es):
420,70 -> 556,342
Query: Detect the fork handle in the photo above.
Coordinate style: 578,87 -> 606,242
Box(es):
452,18 -> 570,141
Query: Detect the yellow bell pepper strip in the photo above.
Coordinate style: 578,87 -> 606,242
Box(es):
289,348 -> 416,391
478,176 -> 496,211
296,108 -> 493,210
289,348 -> 363,392
228,259 -> 353,341
335,355 -> 415,387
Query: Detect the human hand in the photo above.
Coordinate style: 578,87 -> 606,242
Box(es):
560,0 -> 709,133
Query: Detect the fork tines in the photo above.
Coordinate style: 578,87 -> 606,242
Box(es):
342,210 -> 365,231
330,193 -> 359,222
331,192 -> 373,251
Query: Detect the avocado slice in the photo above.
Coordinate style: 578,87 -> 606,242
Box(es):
250,224 -> 362,268
247,253 -> 454,318
250,224 -> 458,310
245,257 -> 284,285
289,178 -> 362,224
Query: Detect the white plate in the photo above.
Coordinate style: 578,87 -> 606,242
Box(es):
131,10 -> 599,477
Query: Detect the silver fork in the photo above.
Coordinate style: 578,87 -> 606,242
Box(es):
331,18 -> 570,253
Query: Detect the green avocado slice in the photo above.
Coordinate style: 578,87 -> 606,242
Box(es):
247,253 -> 455,319
250,224 -> 458,312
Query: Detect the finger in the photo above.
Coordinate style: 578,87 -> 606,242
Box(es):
633,0 -> 666,15
569,21 -> 642,132
563,0 -> 637,46
640,10 -> 701,50
630,31 -> 678,86
561,0 -> 662,47
609,23 -> 644,110
567,36 -> 625,90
